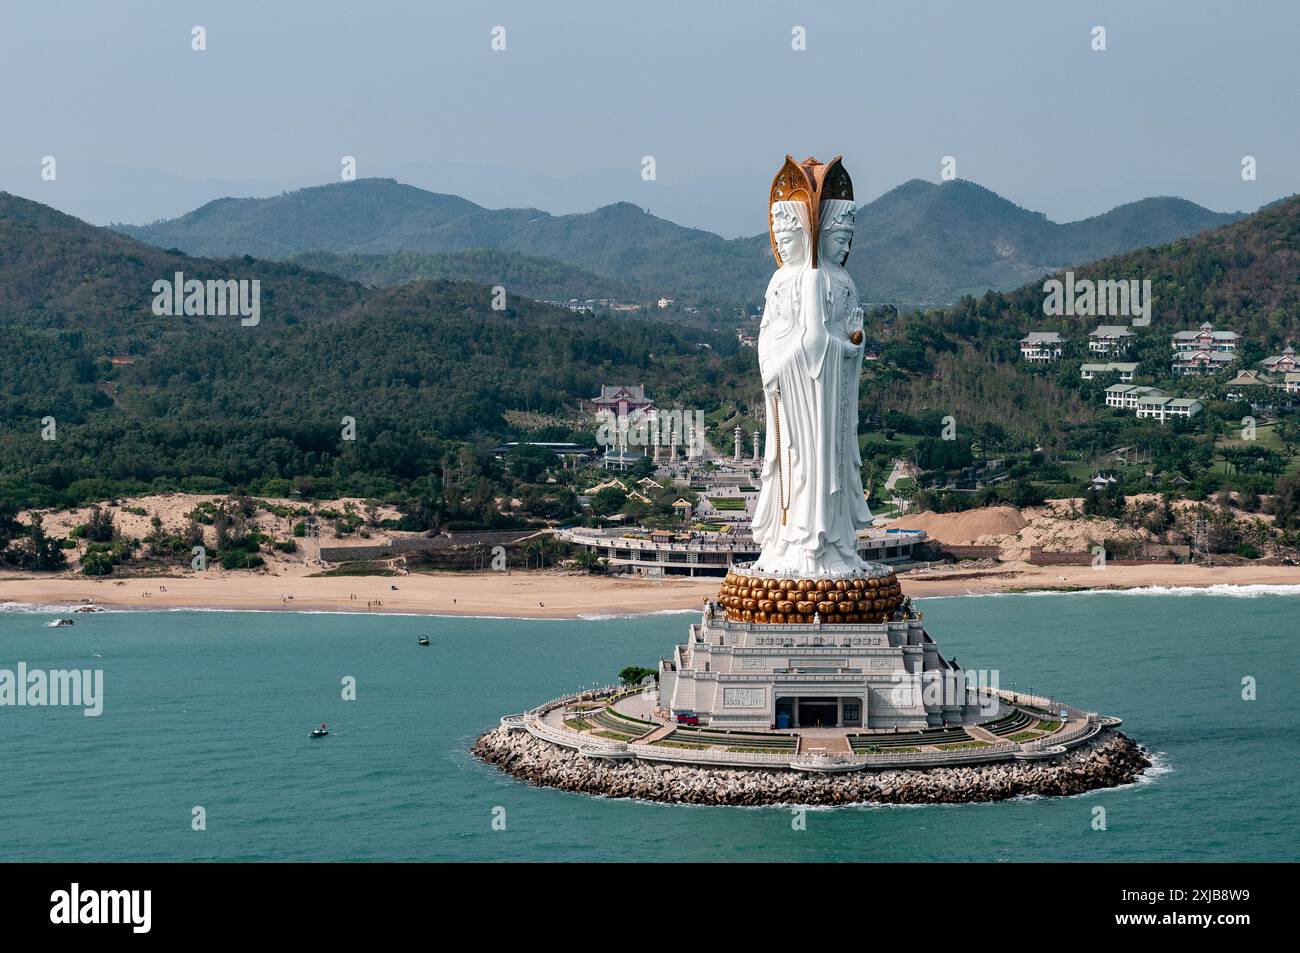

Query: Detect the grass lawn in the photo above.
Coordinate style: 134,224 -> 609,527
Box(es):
709,497 -> 747,510
651,739 -> 710,750
593,729 -> 636,741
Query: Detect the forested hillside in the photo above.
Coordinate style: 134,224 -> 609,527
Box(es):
852,194 -> 1300,508
0,192 -> 754,508
288,248 -> 644,302
6,189 -> 1299,519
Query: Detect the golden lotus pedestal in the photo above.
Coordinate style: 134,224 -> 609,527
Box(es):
718,566 -> 904,626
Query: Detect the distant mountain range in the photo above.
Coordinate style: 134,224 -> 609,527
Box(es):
114,178 -> 1247,309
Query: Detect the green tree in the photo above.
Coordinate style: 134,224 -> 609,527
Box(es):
618,665 -> 657,685
10,515 -> 68,570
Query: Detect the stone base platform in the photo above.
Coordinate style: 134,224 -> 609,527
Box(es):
472,725 -> 1150,806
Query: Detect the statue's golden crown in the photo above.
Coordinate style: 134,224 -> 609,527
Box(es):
768,155 -> 854,267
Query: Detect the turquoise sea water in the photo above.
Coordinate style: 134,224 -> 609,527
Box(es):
1,590 -> 1297,862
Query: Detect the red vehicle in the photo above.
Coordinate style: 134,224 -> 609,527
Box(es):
675,712 -> 700,726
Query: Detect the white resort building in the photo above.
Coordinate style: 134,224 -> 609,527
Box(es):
1135,395 -> 1203,422
1019,331 -> 1065,364
1080,361 -> 1138,382
1105,384 -> 1165,409
1104,384 -> 1200,421
556,526 -> 927,577
1088,325 -> 1135,354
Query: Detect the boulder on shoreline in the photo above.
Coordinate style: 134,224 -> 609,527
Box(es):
471,727 -> 1150,807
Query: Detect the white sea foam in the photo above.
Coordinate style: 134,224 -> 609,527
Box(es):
1135,749 -> 1174,784
577,608 -> 696,621
0,602 -> 644,623
1,602 -> 116,615
916,583 -> 1300,601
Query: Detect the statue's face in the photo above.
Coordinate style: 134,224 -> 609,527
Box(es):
820,228 -> 852,266
776,230 -> 805,267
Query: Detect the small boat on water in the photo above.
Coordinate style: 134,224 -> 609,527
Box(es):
418,636 -> 430,646
310,723 -> 329,738
51,618 -> 75,627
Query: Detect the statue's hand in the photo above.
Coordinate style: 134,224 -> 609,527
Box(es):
847,306 -> 865,348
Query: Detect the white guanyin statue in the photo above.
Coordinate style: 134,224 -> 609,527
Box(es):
750,156 -> 872,576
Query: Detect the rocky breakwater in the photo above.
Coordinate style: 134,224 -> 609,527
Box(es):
472,728 -> 1150,806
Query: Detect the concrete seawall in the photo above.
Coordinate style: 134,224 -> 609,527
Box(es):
472,725 -> 1150,806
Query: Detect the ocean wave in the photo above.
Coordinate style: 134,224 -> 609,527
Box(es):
1,602 -> 114,615
1103,584 -> 1300,598
0,602 -> 649,623
147,607 -> 569,622
1135,749 -> 1174,784
576,608 -> 697,621
917,583 -> 1300,601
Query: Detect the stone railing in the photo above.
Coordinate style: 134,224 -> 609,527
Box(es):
517,688 -> 1114,771
555,527 -> 926,558
523,709 -> 1077,770
853,745 -> 1020,767
995,689 -> 1082,719
1025,716 -> 1099,752
634,746 -> 796,768
526,714 -> 591,750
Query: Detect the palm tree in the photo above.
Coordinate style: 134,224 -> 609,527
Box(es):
575,547 -> 603,574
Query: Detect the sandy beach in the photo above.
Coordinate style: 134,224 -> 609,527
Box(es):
2,561 -> 1298,618
6,491 -> 1296,617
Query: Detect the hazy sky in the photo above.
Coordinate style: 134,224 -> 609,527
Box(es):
2,0 -> 1297,235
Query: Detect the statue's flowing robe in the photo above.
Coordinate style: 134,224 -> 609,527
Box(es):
752,202 -> 872,575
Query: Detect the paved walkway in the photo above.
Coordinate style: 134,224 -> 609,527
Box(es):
796,731 -> 852,755
636,723 -> 676,744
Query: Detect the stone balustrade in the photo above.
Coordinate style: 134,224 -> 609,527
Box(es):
520,691 -> 1111,772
